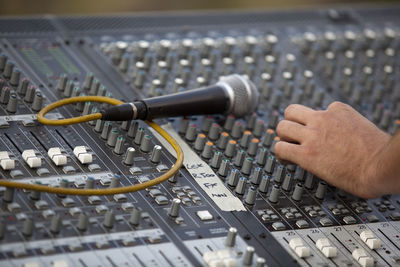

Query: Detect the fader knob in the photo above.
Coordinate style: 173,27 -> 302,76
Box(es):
107,129 -> 119,147
235,177 -> 247,195
292,183 -> 304,201
227,169 -> 240,187
210,151 -> 222,169
218,159 -> 230,177
103,210 -> 116,228
84,177 -> 95,189
245,186 -> 257,205
273,165 -> 285,183
168,198 -> 181,218
113,136 -> 125,155
22,218 -> 34,237
255,257 -> 266,267
281,173 -> 294,192
30,182 -> 41,200
140,135 -> 152,153
18,78 -> 29,95
256,147 -> 268,166
31,91 -> 43,111
77,213 -> 89,231
304,173 -> 314,190
109,176 -> 120,188
315,181 -> 327,200
251,167 -> 263,185
24,85 -> 36,103
3,187 -> 14,202
50,215 -> 62,234
6,93 -> 18,113
124,147 -> 135,165
150,145 -> 162,163
258,175 -> 271,193
57,74 -> 68,91
243,246 -> 255,266
194,133 -> 206,151
129,208 -> 142,226
268,185 -> 280,203
225,227 -> 237,247
198,141 -> 212,159
9,68 -> 20,86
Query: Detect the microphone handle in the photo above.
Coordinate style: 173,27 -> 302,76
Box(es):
137,85 -> 230,120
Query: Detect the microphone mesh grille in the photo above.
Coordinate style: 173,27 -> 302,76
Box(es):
221,75 -> 259,117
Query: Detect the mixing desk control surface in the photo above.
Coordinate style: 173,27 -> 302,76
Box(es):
0,5 -> 400,267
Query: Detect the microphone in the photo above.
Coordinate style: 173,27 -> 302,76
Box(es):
101,74 -> 259,121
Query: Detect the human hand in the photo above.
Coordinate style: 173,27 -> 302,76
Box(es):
274,102 -> 391,198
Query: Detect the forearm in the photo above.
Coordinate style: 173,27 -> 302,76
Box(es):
373,131 -> 400,196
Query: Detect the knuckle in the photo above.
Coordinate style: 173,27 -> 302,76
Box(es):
284,104 -> 298,118
276,120 -> 287,136
327,101 -> 345,110
273,141 -> 283,158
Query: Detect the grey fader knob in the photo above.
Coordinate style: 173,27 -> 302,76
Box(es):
3,187 -> 14,202
243,246 -> 255,266
258,175 -> 271,193
124,147 -> 135,165
292,183 -> 304,201
210,151 -> 222,169
107,129 -> 119,147
194,133 -> 206,151
245,186 -> 257,205
281,173 -> 294,192
235,177 -> 247,195
251,167 -> 263,185
18,78 -> 29,95
227,169 -> 240,187
57,74 -> 68,91
218,159 -> 230,177
129,208 -> 142,226
85,177 -> 95,189
256,147 -> 268,166
255,257 -> 266,267
273,165 -> 285,183
241,157 -> 253,175
113,136 -> 125,155
305,173 -> 314,190
268,185 -> 280,203
201,141 -> 213,159
140,135 -> 152,153
24,85 -> 36,103
109,176 -> 120,188
225,227 -> 237,247
77,213 -> 89,231
6,93 -> 17,113
151,145 -> 162,163
185,125 -> 197,142
103,210 -> 115,228
264,154 -> 276,174
315,181 -> 327,200
50,215 -> 62,234
22,218 -> 34,236
101,122 -> 111,140
168,198 -> 181,217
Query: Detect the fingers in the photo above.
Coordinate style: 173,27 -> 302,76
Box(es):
284,104 -> 315,125
274,141 -> 303,164
276,120 -> 308,143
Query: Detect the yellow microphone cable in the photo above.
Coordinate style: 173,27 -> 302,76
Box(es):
0,96 -> 184,196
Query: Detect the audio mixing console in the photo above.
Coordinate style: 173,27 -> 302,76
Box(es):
0,5 -> 400,267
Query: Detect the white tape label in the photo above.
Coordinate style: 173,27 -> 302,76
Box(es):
151,123 -> 246,212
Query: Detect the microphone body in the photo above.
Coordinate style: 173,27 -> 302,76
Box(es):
101,74 -> 259,121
